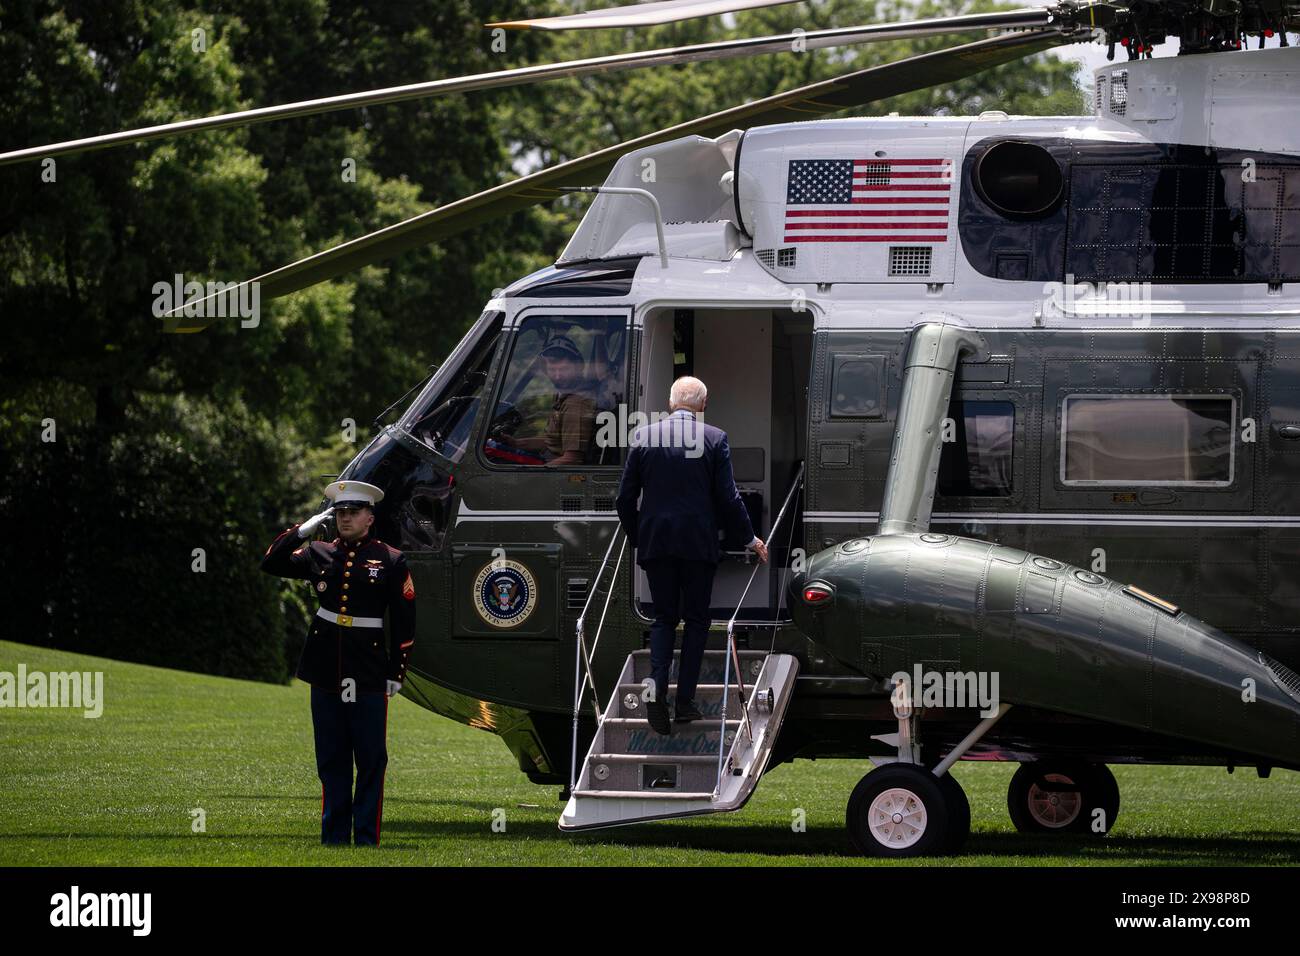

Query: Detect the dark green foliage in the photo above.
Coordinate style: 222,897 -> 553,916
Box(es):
3,395 -> 313,681
0,0 -> 1081,680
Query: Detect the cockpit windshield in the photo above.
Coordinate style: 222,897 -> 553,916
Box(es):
398,310 -> 504,463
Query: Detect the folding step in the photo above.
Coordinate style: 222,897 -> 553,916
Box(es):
560,651 -> 800,831
572,790 -> 715,800
586,753 -> 721,793
601,717 -> 741,758
612,682 -> 731,719
628,648 -> 768,686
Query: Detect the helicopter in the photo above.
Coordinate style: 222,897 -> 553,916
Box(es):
9,0 -> 1300,856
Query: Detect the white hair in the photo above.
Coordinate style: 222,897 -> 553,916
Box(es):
669,376 -> 707,411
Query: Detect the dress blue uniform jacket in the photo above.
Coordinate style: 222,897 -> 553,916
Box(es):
615,409 -> 756,567
261,528 -> 416,694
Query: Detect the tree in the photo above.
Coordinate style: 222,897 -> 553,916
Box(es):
1,0 -> 1084,680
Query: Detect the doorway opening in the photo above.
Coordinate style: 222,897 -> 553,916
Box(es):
633,306 -> 811,623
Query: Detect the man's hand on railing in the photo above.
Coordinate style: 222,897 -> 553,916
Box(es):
747,536 -> 769,563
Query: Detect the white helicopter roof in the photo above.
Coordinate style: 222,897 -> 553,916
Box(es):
495,46 -> 1300,331
559,46 -> 1300,286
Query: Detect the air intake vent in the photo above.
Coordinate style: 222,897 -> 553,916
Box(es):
561,496 -> 583,512
567,578 -> 589,611
888,245 -> 933,277
756,249 -> 776,268
593,496 -> 614,512
1261,652 -> 1300,704
1094,75 -> 1105,114
777,247 -> 797,268
860,162 -> 891,185
1109,70 -> 1128,116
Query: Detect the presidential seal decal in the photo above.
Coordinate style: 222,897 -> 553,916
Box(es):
473,559 -> 537,628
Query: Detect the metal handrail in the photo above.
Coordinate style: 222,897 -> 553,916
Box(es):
768,472 -> 804,655
714,461 -> 806,795
570,525 -> 627,793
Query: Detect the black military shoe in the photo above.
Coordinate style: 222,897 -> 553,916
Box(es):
674,699 -> 704,723
646,699 -> 672,736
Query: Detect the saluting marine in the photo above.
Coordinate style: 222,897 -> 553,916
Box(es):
261,479 -> 415,846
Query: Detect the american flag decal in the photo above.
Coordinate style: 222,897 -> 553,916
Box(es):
784,158 -> 952,243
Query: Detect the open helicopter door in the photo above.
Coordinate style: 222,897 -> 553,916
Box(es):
630,306 -> 811,622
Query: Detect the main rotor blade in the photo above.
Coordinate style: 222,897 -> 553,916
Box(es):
168,26 -> 1072,328
490,0 -> 806,30
1,9 -> 1052,168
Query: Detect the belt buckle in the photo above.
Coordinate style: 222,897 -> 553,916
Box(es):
337,613 -> 353,627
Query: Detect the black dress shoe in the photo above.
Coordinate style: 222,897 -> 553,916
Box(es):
646,699 -> 672,736
674,700 -> 704,722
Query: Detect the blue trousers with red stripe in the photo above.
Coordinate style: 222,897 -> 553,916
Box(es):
310,686 -> 388,845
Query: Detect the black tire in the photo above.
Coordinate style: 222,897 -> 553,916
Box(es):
846,764 -> 953,857
935,770 -> 972,852
1007,761 -> 1120,835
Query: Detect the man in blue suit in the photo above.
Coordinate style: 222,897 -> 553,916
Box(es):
616,376 -> 768,735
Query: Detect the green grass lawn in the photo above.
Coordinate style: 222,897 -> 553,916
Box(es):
1,639 -> 1298,866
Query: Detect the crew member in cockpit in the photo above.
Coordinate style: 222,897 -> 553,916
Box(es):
497,334 -> 597,466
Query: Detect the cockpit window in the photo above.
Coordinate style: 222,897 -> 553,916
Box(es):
484,314 -> 627,468
400,311 -> 504,463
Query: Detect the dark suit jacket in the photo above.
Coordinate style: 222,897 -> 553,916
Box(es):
615,410 -> 756,566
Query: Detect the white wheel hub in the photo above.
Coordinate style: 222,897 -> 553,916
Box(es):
1027,773 -> 1082,828
868,787 -> 927,848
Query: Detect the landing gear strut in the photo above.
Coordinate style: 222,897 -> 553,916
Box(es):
846,683 -> 1007,857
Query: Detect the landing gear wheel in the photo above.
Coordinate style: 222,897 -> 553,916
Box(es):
847,765 -> 960,857
935,771 -> 971,853
1007,762 -> 1120,835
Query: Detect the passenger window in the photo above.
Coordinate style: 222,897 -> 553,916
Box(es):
938,400 -> 1014,497
484,314 -> 628,468
401,311 -> 504,463
829,354 -> 886,418
1061,394 -> 1234,486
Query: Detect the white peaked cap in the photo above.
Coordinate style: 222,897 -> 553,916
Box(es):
324,480 -> 385,508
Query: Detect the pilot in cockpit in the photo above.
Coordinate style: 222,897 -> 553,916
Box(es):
491,334 -> 597,466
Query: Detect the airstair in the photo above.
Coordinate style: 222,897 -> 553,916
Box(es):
560,464 -> 804,831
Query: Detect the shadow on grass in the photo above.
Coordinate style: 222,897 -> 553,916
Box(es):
378,817 -> 1300,863
3,825 -> 1296,864
964,831 -> 1300,864
215,794 -> 518,813
379,817 -> 854,856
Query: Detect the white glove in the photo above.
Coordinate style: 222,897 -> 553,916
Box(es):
297,507 -> 334,538
386,680 -> 403,698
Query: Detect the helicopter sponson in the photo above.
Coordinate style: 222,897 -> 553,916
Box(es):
789,531 -> 1300,771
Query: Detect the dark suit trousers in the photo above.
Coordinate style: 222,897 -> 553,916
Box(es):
643,557 -> 717,706
310,686 -> 389,845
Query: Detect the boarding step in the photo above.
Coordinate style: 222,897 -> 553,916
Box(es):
601,717 -> 742,759
572,790 -> 715,800
628,648 -> 769,685
560,651 -> 800,831
586,752 -> 724,793
612,682 -> 741,719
